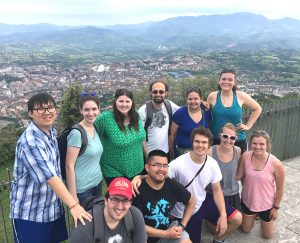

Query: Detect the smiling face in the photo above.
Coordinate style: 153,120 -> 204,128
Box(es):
192,134 -> 210,158
28,102 -> 57,133
146,155 -> 168,184
115,95 -> 132,116
151,82 -> 167,104
219,127 -> 237,148
187,91 -> 202,111
250,136 -> 268,155
104,195 -> 131,223
80,100 -> 100,124
219,72 -> 236,91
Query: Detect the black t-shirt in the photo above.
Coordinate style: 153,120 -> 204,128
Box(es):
132,178 -> 191,243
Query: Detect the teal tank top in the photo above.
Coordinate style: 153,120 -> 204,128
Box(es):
210,91 -> 246,141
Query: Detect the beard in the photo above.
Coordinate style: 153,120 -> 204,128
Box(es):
153,97 -> 164,104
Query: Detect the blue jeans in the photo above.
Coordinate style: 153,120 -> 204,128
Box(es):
77,181 -> 102,204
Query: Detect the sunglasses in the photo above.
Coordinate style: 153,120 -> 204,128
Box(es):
80,92 -> 97,96
220,133 -> 237,141
152,90 -> 165,95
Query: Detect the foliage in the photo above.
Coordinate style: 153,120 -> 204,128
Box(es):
0,125 -> 21,166
57,84 -> 83,131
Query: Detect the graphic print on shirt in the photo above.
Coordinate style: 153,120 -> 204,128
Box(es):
108,234 -> 122,243
151,110 -> 166,128
145,199 -> 171,228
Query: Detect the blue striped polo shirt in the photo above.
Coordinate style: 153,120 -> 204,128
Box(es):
10,122 -> 64,222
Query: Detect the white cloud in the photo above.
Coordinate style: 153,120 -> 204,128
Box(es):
0,0 -> 299,25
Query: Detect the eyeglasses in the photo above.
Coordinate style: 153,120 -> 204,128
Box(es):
220,133 -> 237,141
152,90 -> 165,95
109,197 -> 132,206
33,106 -> 56,114
80,92 -> 97,96
149,163 -> 169,169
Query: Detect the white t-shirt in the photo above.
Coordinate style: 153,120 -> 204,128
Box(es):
168,152 -> 222,218
138,100 -> 179,153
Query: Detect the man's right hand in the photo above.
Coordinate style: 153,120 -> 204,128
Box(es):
70,204 -> 92,228
165,226 -> 183,239
131,175 -> 143,196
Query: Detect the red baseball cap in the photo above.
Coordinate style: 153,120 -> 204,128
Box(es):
108,177 -> 133,199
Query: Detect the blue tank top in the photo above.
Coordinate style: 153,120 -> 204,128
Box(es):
210,91 -> 245,141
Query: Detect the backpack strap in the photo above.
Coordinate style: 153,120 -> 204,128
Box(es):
92,204 -> 104,242
92,204 -> 134,242
144,100 -> 153,141
144,99 -> 173,139
163,99 -> 172,135
72,124 -> 88,156
124,207 -> 134,240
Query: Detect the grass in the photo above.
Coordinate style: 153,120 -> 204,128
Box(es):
0,164 -> 107,243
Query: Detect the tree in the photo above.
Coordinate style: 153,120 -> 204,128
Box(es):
57,84 -> 83,131
0,125 -> 21,166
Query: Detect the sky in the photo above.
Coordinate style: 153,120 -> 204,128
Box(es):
0,0 -> 299,26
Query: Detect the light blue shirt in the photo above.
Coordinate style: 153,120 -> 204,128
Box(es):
10,122 -> 64,222
67,128 -> 103,193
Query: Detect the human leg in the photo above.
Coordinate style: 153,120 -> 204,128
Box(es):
203,193 -> 241,241
261,220 -> 275,239
77,181 -> 102,203
240,200 -> 256,233
185,207 -> 204,243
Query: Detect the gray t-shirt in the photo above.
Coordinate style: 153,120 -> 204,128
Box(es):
70,205 -> 147,243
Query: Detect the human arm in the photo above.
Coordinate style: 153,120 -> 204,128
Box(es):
131,206 -> 148,242
207,91 -> 217,108
211,182 -> 227,237
236,152 -> 247,181
47,176 -> 92,227
131,175 -> 147,196
236,91 -> 262,131
169,121 -> 179,160
145,225 -> 183,239
142,140 -> 148,158
180,195 -> 196,228
65,146 -> 80,202
270,158 -> 285,220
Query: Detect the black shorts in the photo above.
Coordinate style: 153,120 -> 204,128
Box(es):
241,199 -> 272,222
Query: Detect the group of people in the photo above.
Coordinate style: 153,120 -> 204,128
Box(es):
9,68 -> 285,243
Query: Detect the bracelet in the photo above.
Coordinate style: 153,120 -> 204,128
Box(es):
273,205 -> 280,210
69,202 -> 79,210
177,222 -> 186,230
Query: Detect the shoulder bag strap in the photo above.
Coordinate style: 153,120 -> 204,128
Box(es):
185,156 -> 207,188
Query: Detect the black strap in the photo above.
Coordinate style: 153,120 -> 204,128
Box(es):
185,156 -> 207,188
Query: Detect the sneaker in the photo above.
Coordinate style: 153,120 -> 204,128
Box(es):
212,239 -> 228,243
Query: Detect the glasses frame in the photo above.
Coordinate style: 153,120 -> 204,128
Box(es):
33,106 -> 56,114
152,90 -> 165,95
149,163 -> 169,169
220,133 -> 237,141
109,197 -> 132,206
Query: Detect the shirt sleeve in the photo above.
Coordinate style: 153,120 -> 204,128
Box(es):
170,101 -> 180,114
67,129 -> 82,148
172,108 -> 182,126
21,145 -> 57,183
94,112 -> 106,136
131,206 -> 148,243
211,158 -> 223,184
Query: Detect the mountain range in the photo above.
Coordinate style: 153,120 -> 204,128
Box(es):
1,12 -> 300,54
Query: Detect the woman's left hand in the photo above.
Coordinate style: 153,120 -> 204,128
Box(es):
269,208 -> 278,220
236,123 -> 250,131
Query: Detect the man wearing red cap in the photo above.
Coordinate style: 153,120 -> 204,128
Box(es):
70,177 -> 147,243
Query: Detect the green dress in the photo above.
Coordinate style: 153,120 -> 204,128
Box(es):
94,110 -> 146,178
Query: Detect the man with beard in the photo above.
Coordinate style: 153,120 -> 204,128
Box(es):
132,150 -> 195,243
138,81 -> 179,156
